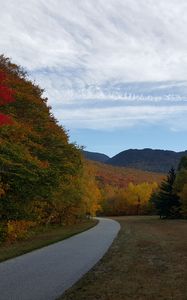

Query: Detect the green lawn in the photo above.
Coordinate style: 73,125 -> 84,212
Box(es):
0,219 -> 98,262
60,216 -> 187,300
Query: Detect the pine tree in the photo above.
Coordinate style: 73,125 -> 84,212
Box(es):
175,156 -> 187,218
151,168 -> 181,218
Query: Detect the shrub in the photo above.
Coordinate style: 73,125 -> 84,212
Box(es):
0,222 -> 7,242
6,220 -> 36,243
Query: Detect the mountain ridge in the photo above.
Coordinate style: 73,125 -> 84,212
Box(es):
82,150 -> 110,163
83,148 -> 187,173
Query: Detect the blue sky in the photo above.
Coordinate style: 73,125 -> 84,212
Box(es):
69,126 -> 187,157
0,0 -> 187,156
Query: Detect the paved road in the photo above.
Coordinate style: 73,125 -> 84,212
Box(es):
0,218 -> 120,300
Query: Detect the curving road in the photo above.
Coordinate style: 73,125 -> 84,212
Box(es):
0,218 -> 120,300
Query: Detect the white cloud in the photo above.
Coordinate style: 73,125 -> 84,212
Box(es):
1,0 -> 187,81
0,0 -> 187,131
55,105 -> 187,130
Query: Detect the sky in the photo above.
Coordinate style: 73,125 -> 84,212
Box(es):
0,0 -> 187,156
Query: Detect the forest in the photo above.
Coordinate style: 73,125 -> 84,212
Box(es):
0,55 -> 187,243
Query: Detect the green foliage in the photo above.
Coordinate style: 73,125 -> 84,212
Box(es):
0,222 -> 7,242
178,156 -> 187,171
150,168 -> 181,218
175,156 -> 187,218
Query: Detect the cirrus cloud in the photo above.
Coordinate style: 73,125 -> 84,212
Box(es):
0,0 -> 187,131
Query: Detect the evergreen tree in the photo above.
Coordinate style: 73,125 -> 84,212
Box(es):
175,156 -> 187,218
151,168 -> 181,218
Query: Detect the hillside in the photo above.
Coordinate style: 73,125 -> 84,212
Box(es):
85,159 -> 165,216
82,150 -> 110,163
86,159 -> 164,189
107,149 -> 187,173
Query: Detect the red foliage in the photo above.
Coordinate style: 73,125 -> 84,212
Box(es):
0,114 -> 13,126
0,71 -> 15,125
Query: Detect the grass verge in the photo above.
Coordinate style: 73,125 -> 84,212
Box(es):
0,219 -> 98,263
60,216 -> 187,300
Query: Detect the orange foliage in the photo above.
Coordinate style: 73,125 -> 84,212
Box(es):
86,160 -> 164,189
84,160 -> 162,216
6,220 -> 36,243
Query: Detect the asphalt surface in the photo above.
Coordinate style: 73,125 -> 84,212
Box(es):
0,218 -> 120,300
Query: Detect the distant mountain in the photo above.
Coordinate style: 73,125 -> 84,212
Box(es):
107,149 -> 187,173
82,150 -> 110,163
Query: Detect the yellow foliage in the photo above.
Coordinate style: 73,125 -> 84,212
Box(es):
127,182 -> 158,204
82,164 -> 102,216
101,181 -> 158,215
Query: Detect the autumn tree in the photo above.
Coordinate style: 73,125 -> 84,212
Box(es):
0,56 -> 83,231
81,162 -> 101,216
101,182 -> 158,216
